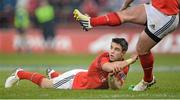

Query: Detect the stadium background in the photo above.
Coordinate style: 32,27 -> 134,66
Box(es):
0,0 -> 180,99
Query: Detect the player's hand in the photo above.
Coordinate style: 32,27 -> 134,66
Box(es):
108,72 -> 124,90
112,64 -> 123,74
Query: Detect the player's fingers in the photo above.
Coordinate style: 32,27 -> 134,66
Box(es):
109,72 -> 114,76
115,67 -> 122,74
118,67 -> 123,72
112,68 -> 116,74
114,67 -> 119,73
112,68 -> 115,73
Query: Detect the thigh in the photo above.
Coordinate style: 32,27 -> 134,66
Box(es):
41,78 -> 54,88
52,69 -> 87,89
116,4 -> 147,24
145,4 -> 179,42
136,31 -> 157,55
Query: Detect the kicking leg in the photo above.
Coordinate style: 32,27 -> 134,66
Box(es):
73,5 -> 146,31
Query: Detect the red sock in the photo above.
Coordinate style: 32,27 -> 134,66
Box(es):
139,52 -> 154,82
17,71 -> 45,86
90,12 -> 121,27
51,71 -> 61,78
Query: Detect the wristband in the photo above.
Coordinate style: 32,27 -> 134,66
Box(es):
126,58 -> 133,64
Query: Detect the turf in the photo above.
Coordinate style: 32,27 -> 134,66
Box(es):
0,53 -> 180,99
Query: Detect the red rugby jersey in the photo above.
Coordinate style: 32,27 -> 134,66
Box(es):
72,52 -> 129,89
72,52 -> 110,89
152,0 -> 179,15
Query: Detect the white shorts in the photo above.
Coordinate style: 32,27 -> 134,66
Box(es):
52,69 -> 87,89
144,4 -> 179,42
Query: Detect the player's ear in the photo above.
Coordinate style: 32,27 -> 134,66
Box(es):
122,51 -> 126,55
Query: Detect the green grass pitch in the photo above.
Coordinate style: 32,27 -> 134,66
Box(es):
0,53 -> 180,99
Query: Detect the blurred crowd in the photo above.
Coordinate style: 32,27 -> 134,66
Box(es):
1,0 -> 180,52
0,0 -> 150,29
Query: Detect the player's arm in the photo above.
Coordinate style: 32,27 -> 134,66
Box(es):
102,54 -> 138,73
121,0 -> 134,10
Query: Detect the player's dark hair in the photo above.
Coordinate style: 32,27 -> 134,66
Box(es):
112,38 -> 128,51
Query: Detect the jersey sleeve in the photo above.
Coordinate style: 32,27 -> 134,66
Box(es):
98,56 -> 109,70
100,57 -> 109,66
96,52 -> 110,70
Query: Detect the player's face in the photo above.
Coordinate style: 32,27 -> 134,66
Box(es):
109,42 -> 125,61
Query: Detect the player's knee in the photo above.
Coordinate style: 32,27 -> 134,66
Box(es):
136,46 -> 150,55
40,78 -> 53,88
40,85 -> 47,88
118,10 -> 136,23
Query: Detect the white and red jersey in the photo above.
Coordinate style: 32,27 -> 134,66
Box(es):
72,52 -> 129,89
152,0 -> 179,15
